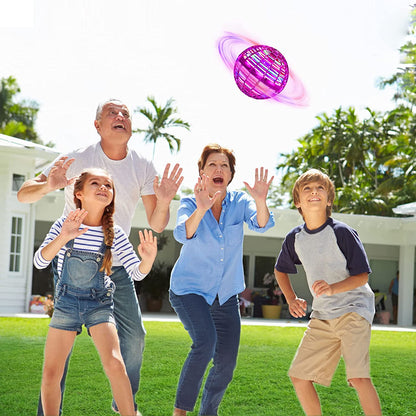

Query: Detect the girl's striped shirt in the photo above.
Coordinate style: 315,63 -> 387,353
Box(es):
34,216 -> 147,281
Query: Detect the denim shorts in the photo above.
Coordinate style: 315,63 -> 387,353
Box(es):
50,285 -> 116,334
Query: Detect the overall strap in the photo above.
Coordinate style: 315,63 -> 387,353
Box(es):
65,238 -> 74,252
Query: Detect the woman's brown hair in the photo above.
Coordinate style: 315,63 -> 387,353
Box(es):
73,168 -> 115,276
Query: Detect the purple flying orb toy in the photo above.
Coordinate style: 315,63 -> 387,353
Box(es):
234,44 -> 289,99
218,32 -> 308,106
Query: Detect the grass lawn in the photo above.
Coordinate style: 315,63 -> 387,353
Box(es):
0,317 -> 415,415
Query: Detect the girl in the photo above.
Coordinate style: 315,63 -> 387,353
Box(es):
34,168 -> 157,416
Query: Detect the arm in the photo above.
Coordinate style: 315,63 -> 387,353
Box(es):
142,163 -> 184,233
17,157 -> 76,203
275,270 -> 307,318
312,272 -> 369,297
243,167 -> 273,228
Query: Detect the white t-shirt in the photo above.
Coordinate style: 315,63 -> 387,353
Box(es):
42,142 -> 157,265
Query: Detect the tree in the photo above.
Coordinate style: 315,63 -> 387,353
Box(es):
133,96 -> 190,159
276,106 -> 416,216
378,6 -> 416,107
275,7 -> 416,217
0,76 -> 50,145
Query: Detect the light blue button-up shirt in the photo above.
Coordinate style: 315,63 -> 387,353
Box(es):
170,190 -> 275,305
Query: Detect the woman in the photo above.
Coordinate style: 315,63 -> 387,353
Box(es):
169,144 -> 275,416
34,168 -> 157,416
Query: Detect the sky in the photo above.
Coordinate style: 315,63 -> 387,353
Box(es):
0,0 -> 412,192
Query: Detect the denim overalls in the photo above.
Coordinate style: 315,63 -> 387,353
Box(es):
49,238 -> 116,333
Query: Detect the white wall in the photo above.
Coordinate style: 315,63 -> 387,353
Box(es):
19,186 -> 416,325
0,152 -> 36,314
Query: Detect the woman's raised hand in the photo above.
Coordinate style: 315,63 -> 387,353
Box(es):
194,174 -> 221,211
243,167 -> 274,202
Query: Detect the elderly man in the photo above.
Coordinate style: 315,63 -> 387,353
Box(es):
18,98 -> 184,416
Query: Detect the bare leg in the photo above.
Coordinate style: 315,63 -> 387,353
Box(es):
90,323 -> 135,416
349,378 -> 382,415
173,408 -> 187,416
291,376 -> 322,416
392,305 -> 398,324
41,328 -> 77,416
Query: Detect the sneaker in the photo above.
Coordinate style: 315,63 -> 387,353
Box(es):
112,405 -> 142,416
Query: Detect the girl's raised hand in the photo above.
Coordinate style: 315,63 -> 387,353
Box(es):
61,209 -> 89,240
243,167 -> 274,202
138,229 -> 158,264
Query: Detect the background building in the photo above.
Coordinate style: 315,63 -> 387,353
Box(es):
1,135 -> 415,326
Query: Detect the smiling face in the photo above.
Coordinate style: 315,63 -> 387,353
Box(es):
295,181 -> 331,213
292,169 -> 335,219
74,170 -> 115,210
94,101 -> 132,144
200,152 -> 232,195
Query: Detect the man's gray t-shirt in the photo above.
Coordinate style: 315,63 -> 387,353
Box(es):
275,217 -> 375,323
42,142 -> 157,266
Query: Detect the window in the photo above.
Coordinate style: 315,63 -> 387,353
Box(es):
9,216 -> 23,272
243,255 -> 250,285
254,256 -> 276,288
12,174 -> 25,192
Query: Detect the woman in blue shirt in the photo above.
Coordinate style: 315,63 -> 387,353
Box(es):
169,144 -> 275,416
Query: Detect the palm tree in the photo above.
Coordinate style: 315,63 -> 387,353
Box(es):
134,96 -> 190,159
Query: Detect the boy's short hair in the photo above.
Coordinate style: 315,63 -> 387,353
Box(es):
292,169 -> 335,218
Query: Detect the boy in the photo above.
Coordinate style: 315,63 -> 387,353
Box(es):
274,169 -> 382,416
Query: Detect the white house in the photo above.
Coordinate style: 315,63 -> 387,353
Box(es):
0,134 -> 59,315
1,134 -> 415,326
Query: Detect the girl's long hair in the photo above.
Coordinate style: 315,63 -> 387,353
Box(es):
73,168 -> 115,276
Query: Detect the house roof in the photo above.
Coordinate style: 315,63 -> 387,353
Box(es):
392,201 -> 416,216
0,134 -> 60,170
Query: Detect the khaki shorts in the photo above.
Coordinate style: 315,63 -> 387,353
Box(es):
288,313 -> 371,386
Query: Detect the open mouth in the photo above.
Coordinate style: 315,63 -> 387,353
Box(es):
213,177 -> 224,184
113,123 -> 125,130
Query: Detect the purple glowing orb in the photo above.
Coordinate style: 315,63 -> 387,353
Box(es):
217,32 -> 308,106
234,45 -> 289,99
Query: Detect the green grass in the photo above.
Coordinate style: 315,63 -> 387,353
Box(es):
0,318 -> 415,415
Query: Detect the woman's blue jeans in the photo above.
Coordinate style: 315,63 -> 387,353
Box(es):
169,290 -> 241,416
38,264 -> 145,415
